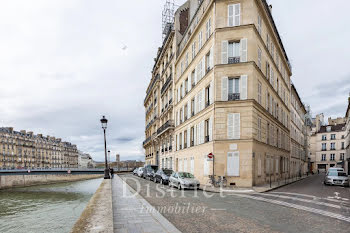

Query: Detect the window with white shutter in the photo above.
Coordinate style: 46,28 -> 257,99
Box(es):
188,74 -> 191,92
228,4 -> 240,27
184,158 -> 188,172
240,75 -> 248,100
221,41 -> 228,64
209,80 -> 213,104
198,31 -> 203,49
258,47 -> 262,69
221,77 -> 228,101
227,151 -> 240,176
258,155 -> 262,176
258,81 -> 262,104
227,113 -> 240,139
201,121 -> 205,144
209,116 -> 213,141
201,56 -> 206,79
204,155 -> 209,176
209,46 -> 214,69
257,15 -> 262,35
201,88 -> 205,110
240,38 -> 247,62
258,116 -> 262,141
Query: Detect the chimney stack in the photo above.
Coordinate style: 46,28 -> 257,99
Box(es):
269,4 -> 272,13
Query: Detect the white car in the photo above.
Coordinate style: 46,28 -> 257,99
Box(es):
169,172 -> 200,190
137,167 -> 145,177
327,167 -> 344,172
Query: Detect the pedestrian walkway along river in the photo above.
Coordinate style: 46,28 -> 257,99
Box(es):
0,178 -> 102,233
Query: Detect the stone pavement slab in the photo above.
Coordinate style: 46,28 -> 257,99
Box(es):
112,175 -> 181,233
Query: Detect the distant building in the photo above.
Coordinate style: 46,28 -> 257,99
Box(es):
328,117 -> 346,126
116,154 -> 120,163
78,151 -> 96,168
0,127 -> 78,169
111,160 -> 144,171
310,118 -> 346,173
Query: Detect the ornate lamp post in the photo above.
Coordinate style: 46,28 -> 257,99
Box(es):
100,116 -> 110,179
108,150 -> 111,169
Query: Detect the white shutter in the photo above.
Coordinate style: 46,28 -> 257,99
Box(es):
182,105 -> 185,122
201,121 -> 205,144
233,113 -> 240,139
258,156 -> 262,176
204,155 -> 209,176
221,41 -> 228,64
179,159 -> 182,172
227,113 -> 234,139
240,38 -> 247,62
190,157 -> 194,174
276,157 -> 279,173
201,56 -> 205,78
209,116 -> 213,141
197,92 -> 201,112
232,151 -> 240,176
188,74 -> 191,92
227,152 -> 234,176
209,46 -> 214,68
184,158 -> 187,172
194,95 -> 198,114
197,123 -> 200,145
221,77 -> 228,101
187,126 -> 190,148
187,100 -> 191,119
197,62 -> 201,82
228,5 -> 234,27
209,80 -> 213,104
177,111 -> 180,126
194,125 -> 197,146
234,4 -> 241,26
201,88 -> 205,110
181,131 -> 184,149
176,134 -> 179,151
194,67 -> 198,85
182,80 -> 185,96
240,75 -> 248,100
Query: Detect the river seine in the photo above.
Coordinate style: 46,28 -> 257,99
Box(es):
0,178 -> 102,233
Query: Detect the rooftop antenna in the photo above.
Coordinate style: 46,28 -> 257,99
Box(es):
162,0 -> 175,41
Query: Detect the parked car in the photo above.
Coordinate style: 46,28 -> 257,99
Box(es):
169,172 -> 200,190
137,167 -> 145,178
132,168 -> 138,175
327,167 -> 345,172
154,168 -> 173,184
324,170 -> 349,187
144,165 -> 158,180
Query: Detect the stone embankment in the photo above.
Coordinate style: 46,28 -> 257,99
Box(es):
0,174 -> 102,189
71,179 -> 113,233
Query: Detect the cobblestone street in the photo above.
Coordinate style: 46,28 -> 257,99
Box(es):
119,174 -> 350,233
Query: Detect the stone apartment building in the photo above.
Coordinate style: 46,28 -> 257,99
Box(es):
344,96 -> 350,174
310,116 -> 347,173
290,83 -> 308,177
144,0 -> 303,187
0,127 -> 78,169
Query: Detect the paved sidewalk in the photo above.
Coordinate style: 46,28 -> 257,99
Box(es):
253,175 -> 309,192
111,175 -> 181,233
201,175 -> 310,193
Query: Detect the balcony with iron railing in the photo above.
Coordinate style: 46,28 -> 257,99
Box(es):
228,93 -> 240,101
157,120 -> 175,135
161,75 -> 172,95
228,57 -> 240,64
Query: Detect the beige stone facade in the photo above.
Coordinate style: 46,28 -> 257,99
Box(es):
0,127 -> 78,169
290,84 -> 308,176
344,96 -> 350,174
310,121 -> 346,173
143,0 -> 301,187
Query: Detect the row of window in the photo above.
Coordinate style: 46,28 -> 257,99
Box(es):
321,153 -> 345,161
321,142 -> 345,150
321,134 -> 345,140
176,117 -> 213,151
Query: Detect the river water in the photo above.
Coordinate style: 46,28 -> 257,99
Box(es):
0,178 -> 102,233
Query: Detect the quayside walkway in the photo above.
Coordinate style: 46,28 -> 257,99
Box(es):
111,175 -> 181,233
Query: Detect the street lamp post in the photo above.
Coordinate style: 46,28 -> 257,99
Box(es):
100,116 -> 110,179
108,150 -> 111,169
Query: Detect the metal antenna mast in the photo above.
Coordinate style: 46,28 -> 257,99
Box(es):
162,0 -> 175,41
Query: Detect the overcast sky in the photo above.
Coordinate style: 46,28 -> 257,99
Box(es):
0,0 -> 349,162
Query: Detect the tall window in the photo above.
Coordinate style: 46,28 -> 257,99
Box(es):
190,127 -> 195,146
330,143 -> 335,150
184,130 -> 187,148
341,142 -> 345,149
257,117 -> 262,141
198,31 -> 203,48
205,119 -> 209,142
228,41 -> 240,63
184,104 -> 188,121
331,134 -> 336,140
205,85 -> 210,107
228,77 -> 240,100
257,15 -> 262,35
330,154 -> 335,161
185,78 -> 189,94
340,153 -> 345,160
192,42 -> 196,59
322,135 -> 326,140
322,143 -> 326,151
206,18 -> 212,40
257,47 -> 262,69
206,51 -> 211,73
258,81 -> 262,104
191,70 -> 195,87
191,98 -> 195,116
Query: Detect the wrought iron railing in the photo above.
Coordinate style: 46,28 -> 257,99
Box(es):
228,93 -> 240,101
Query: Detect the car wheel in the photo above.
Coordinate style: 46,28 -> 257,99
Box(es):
168,181 -> 172,187
160,179 -> 163,185
177,183 -> 181,190
154,178 -> 158,183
